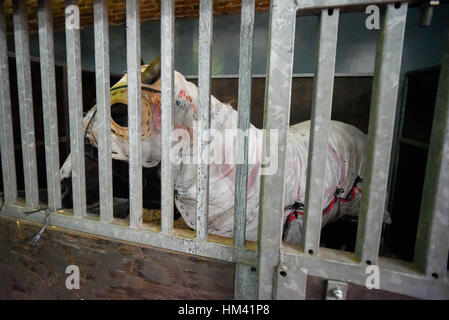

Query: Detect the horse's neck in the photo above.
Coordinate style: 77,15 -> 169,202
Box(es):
173,94 -> 261,190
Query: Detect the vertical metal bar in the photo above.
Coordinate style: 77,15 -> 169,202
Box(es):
355,3 -> 408,265
126,0 -> 142,228
38,0 -> 62,210
196,0 -> 212,241
65,0 -> 86,217
233,0 -> 256,300
0,1 -> 17,204
13,0 -> 39,208
161,0 -> 175,234
302,8 -> 339,256
234,0 -> 255,249
94,0 -> 113,222
414,27 -> 449,279
257,0 -> 297,300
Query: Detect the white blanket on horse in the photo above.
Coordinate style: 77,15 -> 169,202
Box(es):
60,70 -> 367,244
171,72 -> 367,243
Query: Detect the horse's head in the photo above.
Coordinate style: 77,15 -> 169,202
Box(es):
60,57 -> 165,207
86,56 -> 163,168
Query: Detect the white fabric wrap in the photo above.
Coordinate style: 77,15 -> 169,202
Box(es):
172,73 -> 367,243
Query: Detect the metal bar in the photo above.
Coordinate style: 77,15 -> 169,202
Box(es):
13,0 -> 39,209
233,0 -> 257,300
126,0 -> 142,228
196,0 -> 212,241
0,1 -> 17,203
296,0 -> 408,10
282,247 -> 449,300
414,27 -> 449,279
1,200 -> 256,264
234,0 -> 255,249
65,0 -> 86,217
183,73 -> 373,80
38,0 -> 62,210
94,0 -> 113,222
302,8 -> 339,256
160,0 -> 175,234
355,3 -> 408,265
257,0 -> 297,300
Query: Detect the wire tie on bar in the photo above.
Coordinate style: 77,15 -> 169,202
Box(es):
24,207 -> 63,245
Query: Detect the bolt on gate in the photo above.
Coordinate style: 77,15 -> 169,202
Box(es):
0,0 -> 448,300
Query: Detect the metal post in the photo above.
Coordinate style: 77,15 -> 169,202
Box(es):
38,0 -> 62,210
196,0 -> 212,241
126,0 -> 142,228
355,3 -> 408,265
13,0 -> 39,209
414,27 -> 449,279
257,0 -> 297,299
233,0 -> 257,300
161,0 -> 175,234
94,0 -> 113,222
65,0 -> 86,217
302,8 -> 339,256
0,1 -> 17,204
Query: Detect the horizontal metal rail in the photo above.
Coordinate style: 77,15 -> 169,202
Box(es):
296,0 -> 408,10
282,246 -> 449,300
1,200 -> 256,263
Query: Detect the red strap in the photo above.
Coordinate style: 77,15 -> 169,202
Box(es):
322,197 -> 336,216
287,184 -> 362,221
338,185 -> 356,203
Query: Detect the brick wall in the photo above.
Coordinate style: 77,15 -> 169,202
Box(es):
3,0 -> 271,34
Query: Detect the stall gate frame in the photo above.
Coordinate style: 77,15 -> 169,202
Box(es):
0,0 -> 448,300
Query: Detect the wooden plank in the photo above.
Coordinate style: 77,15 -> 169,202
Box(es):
0,216 -> 234,300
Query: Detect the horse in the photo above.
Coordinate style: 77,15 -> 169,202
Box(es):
60,57 -> 370,244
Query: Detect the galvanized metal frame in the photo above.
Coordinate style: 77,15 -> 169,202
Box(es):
2,200 -> 256,264
126,0 -> 143,228
0,0 -> 17,204
257,0 -> 297,300
302,7 -> 340,257
0,0 -> 448,301
38,0 -> 62,211
233,0 -> 257,300
94,0 -> 113,222
196,0 -> 213,242
65,0 -> 86,217
258,0 -> 448,300
13,0 -> 39,209
355,3 -> 408,266
161,0 -> 175,235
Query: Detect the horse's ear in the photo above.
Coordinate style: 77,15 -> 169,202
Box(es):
141,56 -> 161,84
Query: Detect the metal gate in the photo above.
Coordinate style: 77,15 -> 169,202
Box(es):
0,0 -> 448,300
